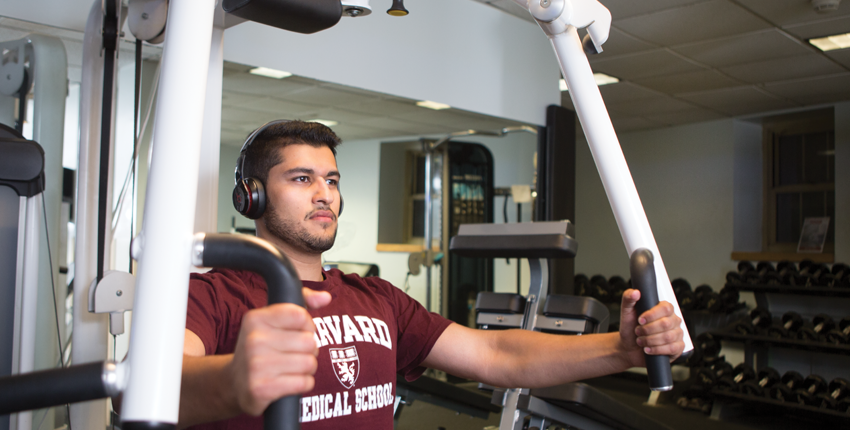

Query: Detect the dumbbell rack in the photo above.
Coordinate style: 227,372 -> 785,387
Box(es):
705,281 -> 850,424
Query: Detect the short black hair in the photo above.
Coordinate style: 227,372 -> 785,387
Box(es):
242,120 -> 342,186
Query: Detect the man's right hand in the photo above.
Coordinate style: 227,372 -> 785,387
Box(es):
228,288 -> 331,416
180,287 -> 331,427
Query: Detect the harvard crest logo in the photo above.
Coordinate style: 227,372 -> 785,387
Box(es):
329,346 -> 360,389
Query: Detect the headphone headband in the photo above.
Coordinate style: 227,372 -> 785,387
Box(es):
235,119 -> 291,185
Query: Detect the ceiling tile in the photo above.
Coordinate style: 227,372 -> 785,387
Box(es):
763,73 -> 850,105
247,97 -> 325,117
783,15 -> 850,40
720,54 -> 846,83
338,100 -> 421,117
672,29 -> 811,67
597,0 -> 706,20
610,116 -> 666,133
643,108 -> 725,125
221,106 -> 282,125
592,27 -> 658,57
825,48 -> 850,68
678,86 -> 797,116
633,69 -> 741,94
607,94 -> 700,116
598,82 -> 661,102
223,74 -> 317,96
736,0 -> 850,27
282,86 -> 376,107
589,49 -> 703,80
615,0 -> 771,46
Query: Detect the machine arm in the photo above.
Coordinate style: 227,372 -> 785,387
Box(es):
526,0 -> 693,355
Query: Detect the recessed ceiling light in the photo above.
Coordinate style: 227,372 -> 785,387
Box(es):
308,119 -> 338,127
248,67 -> 292,79
559,73 -> 620,92
416,100 -> 451,110
809,32 -> 850,51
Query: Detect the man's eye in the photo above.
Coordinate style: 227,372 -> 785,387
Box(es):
327,179 -> 338,186
295,176 -> 309,182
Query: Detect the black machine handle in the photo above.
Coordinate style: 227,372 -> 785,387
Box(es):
0,361 -> 116,415
629,248 -> 674,392
199,234 -> 305,430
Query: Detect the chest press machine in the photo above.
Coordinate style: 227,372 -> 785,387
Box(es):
0,0 -> 692,429
451,221 -> 674,430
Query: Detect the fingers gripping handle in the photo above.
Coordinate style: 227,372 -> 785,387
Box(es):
629,248 -> 673,392
197,233 -> 305,430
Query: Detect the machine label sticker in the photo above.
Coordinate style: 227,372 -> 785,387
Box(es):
330,346 -> 360,389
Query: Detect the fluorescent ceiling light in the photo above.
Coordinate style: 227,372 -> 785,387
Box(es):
416,100 -> 451,110
809,32 -> 850,51
559,73 -> 620,92
248,67 -> 292,79
308,119 -> 338,127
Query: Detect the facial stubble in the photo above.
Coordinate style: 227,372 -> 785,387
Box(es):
264,198 -> 337,254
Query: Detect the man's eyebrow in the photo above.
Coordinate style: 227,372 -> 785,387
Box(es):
283,167 -> 340,178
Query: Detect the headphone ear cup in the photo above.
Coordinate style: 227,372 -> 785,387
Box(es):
338,192 -> 344,217
232,181 -> 250,216
233,178 -> 266,219
245,178 -> 266,219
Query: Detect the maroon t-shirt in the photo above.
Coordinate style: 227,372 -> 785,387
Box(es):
185,268 -> 453,430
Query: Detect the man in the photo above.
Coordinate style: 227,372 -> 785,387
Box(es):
178,121 -> 685,429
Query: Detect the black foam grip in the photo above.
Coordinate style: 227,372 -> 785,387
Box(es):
222,0 -> 341,34
0,362 -> 108,415
629,248 -> 674,391
200,234 -> 304,430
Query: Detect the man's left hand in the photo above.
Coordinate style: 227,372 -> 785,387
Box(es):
618,289 -> 685,368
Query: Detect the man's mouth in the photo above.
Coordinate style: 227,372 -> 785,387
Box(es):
308,209 -> 336,222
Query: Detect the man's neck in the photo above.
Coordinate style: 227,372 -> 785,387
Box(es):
257,233 -> 325,282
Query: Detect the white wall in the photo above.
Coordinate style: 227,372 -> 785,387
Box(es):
222,0 -> 559,125
575,119 -> 737,290
7,0 -> 560,126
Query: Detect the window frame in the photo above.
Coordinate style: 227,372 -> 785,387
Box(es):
762,110 -> 835,254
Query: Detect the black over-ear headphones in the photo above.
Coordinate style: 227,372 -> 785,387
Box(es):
232,119 -> 343,219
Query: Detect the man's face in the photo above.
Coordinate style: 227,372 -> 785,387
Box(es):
262,143 -> 341,254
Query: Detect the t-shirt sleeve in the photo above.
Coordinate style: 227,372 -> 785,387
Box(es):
186,273 -> 223,356
382,279 -> 453,381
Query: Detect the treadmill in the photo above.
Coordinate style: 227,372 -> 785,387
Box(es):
450,221 -> 673,430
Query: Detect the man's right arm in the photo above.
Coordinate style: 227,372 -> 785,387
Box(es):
178,290 -> 331,429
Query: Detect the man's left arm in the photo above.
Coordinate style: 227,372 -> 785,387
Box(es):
420,289 -> 684,389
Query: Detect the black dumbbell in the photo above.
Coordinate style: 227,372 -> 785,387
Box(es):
737,261 -> 756,275
740,367 -> 780,397
736,308 -> 772,335
777,261 -> 797,276
694,285 -> 723,312
575,274 -> 589,297
608,276 -> 627,303
768,371 -> 804,402
729,363 -> 756,392
825,317 -> 850,345
815,272 -> 839,287
694,360 -> 735,392
832,263 -> 849,287
796,314 -> 836,342
672,278 -> 696,311
799,259 -> 815,274
795,375 -> 828,406
763,272 -> 782,285
725,271 -> 742,285
766,311 -> 804,338
695,332 -> 722,359
813,314 -> 837,340
589,274 -> 613,303
817,378 -> 850,410
718,286 -> 740,312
